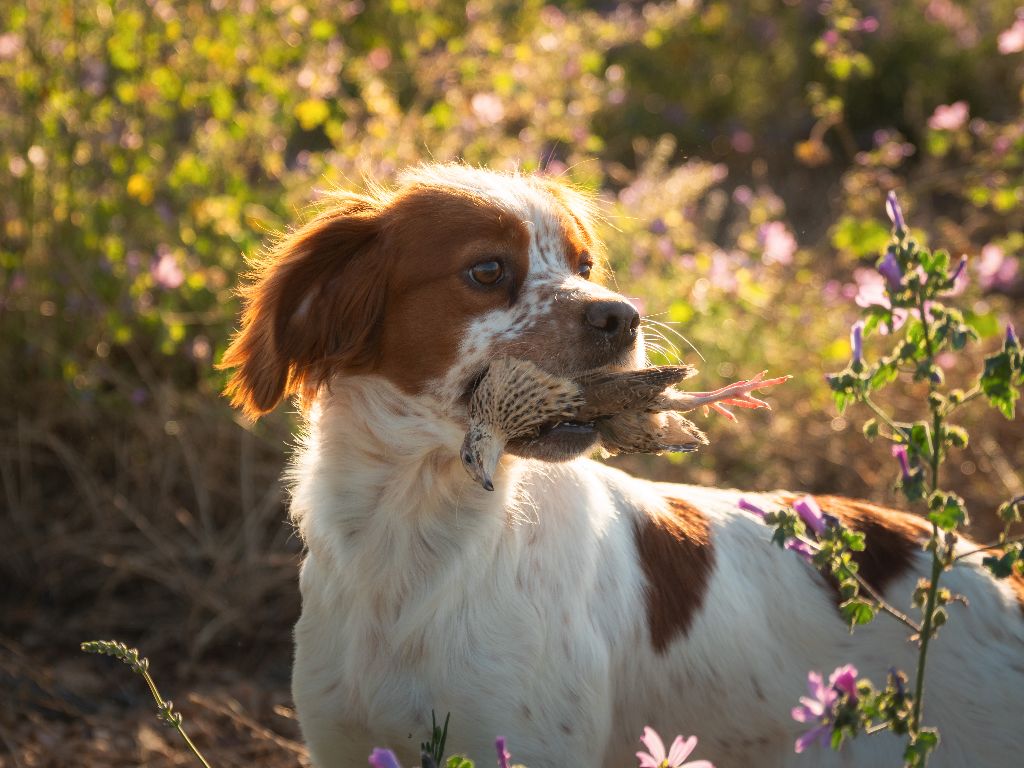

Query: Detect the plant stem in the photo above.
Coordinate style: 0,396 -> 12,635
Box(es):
910,542 -> 943,734
845,565 -> 922,632
800,538 -> 922,632
909,290 -> 945,740
862,395 -> 911,442
137,668 -> 212,768
952,531 -> 1024,563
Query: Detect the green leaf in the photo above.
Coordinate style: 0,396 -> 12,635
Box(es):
980,351 -> 1019,419
903,729 -> 940,767
840,599 -> 876,627
943,425 -> 968,449
965,310 -> 1002,339
445,758 -> 474,768
927,493 -> 967,531
868,361 -> 898,391
982,551 -> 1019,579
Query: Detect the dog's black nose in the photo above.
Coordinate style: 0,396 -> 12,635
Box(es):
584,300 -> 640,347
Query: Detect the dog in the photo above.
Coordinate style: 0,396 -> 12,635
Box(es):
220,164 -> 1024,767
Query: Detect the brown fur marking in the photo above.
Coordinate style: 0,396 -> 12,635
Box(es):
634,497 -> 715,653
1006,571 -> 1024,617
780,494 -> 928,602
219,174 -> 613,416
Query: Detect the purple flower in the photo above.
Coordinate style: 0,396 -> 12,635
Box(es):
945,256 -> 969,295
877,249 -> 903,291
850,321 -> 864,365
785,539 -> 815,562
792,495 -> 826,536
368,748 -> 402,768
892,444 -> 912,480
1007,323 -> 1019,350
791,666 -> 859,754
885,191 -> 906,235
738,497 -> 768,519
496,737 -> 511,768
636,727 -> 714,768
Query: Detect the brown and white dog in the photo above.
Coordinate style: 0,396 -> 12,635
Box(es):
221,165 -> 1024,767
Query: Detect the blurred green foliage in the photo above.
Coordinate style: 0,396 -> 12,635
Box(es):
1,0 -> 1022,652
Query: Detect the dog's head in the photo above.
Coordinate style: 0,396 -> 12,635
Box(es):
220,164 -> 644,460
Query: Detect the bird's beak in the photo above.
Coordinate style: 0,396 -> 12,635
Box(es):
460,429 -> 503,491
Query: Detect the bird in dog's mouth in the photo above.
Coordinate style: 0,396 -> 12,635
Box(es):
459,357 -> 790,491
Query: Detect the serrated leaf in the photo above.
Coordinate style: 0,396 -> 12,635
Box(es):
841,599 -> 876,626
982,551 -> 1019,579
980,351 -> 1019,419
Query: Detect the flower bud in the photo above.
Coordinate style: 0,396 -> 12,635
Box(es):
886,191 -> 906,236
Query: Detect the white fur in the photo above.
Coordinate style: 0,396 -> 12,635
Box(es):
273,167 -> 1024,767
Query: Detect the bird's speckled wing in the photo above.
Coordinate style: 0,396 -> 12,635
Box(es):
576,365 -> 696,420
596,410 -> 707,455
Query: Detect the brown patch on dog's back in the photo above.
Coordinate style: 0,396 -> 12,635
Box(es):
634,498 -> 715,653
780,494 -> 928,600
1005,571 -> 1024,617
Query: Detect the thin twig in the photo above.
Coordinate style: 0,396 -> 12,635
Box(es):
952,532 -> 1024,563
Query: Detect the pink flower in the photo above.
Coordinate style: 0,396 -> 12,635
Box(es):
759,221 -> 797,265
471,92 -> 505,125
637,727 -> 714,768
151,249 -> 185,290
852,268 -> 907,332
927,101 -> 969,131
978,243 -> 1019,291
998,15 -> 1024,54
791,666 -> 859,754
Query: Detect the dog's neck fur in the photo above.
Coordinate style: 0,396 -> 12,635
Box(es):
288,377 -> 517,602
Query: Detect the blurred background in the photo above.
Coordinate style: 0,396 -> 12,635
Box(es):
2,0 -> 1022,765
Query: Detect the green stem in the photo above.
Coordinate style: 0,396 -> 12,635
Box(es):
952,531 -> 1024,563
800,538 -> 922,632
909,290 -> 946,742
862,395 -> 911,442
138,669 -> 213,768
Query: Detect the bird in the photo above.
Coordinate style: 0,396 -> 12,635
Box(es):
461,359 -> 789,489
460,357 -> 584,491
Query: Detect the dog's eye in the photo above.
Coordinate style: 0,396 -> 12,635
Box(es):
469,260 -> 504,286
578,263 -> 593,280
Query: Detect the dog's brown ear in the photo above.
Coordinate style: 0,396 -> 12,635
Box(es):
219,195 -> 387,419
